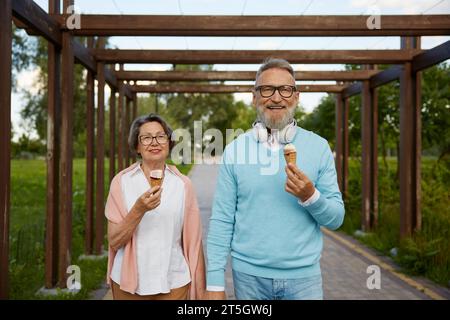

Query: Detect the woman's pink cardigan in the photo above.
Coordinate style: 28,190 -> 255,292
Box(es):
105,163 -> 206,299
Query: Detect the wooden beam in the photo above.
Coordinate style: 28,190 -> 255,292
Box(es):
95,61 -> 105,255
109,88 -> 116,182
335,94 -> 344,193
343,98 -> 349,199
45,0 -> 60,289
0,0 -> 12,300
132,84 -> 345,93
72,39 -> 96,72
370,65 -> 403,89
58,0 -> 74,289
56,14 -> 450,36
399,37 -> 422,238
94,49 -> 419,64
335,94 -> 350,199
12,0 -> 61,46
117,83 -> 125,172
115,70 -> 379,81
125,97 -> 131,167
85,59 -> 95,256
361,65 -> 379,232
12,0 -> 121,92
131,93 -> 138,164
342,41 -> 450,98
412,40 -> 450,73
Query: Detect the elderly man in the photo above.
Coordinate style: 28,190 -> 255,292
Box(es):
206,58 -> 345,300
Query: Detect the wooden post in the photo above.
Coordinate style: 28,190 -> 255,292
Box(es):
0,0 -> 12,300
361,65 -> 379,231
85,38 -> 95,255
117,82 -> 125,172
343,97 -> 349,198
131,93 -> 138,163
45,0 -> 61,287
58,0 -> 74,288
371,69 -> 379,229
125,97 -> 131,167
400,37 -> 422,238
335,93 -> 344,192
109,87 -> 116,182
335,93 -> 350,199
95,60 -> 105,255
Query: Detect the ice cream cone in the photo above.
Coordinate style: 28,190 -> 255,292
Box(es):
284,151 -> 297,165
284,144 -> 297,165
149,170 -> 163,188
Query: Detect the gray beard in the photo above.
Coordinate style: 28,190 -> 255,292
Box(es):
256,105 -> 296,130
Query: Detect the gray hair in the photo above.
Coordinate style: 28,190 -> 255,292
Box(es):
255,58 -> 296,84
128,113 -> 174,157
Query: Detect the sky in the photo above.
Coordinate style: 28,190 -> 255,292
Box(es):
12,0 -> 450,140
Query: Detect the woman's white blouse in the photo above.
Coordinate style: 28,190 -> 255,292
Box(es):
110,164 -> 191,295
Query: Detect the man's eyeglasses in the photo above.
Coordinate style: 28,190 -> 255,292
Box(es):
255,85 -> 297,98
139,134 -> 169,146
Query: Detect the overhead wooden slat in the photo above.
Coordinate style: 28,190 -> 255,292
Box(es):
11,0 -> 132,96
412,40 -> 450,73
116,70 -> 379,81
95,49 -> 419,64
342,40 -> 450,98
12,0 -> 61,45
132,84 -> 345,93
54,14 -> 450,36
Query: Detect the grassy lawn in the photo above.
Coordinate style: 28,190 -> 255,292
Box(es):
9,158 -> 192,299
340,156 -> 450,287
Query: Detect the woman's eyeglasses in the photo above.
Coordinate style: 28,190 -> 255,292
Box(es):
139,134 -> 169,146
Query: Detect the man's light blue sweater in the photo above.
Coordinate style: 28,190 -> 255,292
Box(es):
206,127 -> 345,287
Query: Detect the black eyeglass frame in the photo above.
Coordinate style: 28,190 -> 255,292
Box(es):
254,85 -> 297,98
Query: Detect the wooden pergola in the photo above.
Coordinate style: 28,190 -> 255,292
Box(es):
0,0 -> 449,298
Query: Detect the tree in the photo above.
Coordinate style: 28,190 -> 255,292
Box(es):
300,95 -> 336,148
18,36 -> 100,157
12,24 -> 33,89
421,63 -> 450,162
302,62 -> 450,170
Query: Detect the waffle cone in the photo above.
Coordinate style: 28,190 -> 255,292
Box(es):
284,151 -> 297,165
150,177 -> 163,188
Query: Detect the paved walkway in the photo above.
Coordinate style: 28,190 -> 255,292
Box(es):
190,163 -> 449,300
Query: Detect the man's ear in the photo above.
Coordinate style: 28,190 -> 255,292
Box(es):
252,90 -> 257,108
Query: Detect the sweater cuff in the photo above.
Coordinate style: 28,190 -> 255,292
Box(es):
207,285 -> 225,292
302,191 -> 327,214
298,189 -> 321,207
207,270 -> 225,287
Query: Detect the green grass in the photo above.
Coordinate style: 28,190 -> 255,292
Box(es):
340,156 -> 450,287
9,158 -> 192,299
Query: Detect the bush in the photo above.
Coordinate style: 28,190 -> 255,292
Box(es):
340,157 -> 450,286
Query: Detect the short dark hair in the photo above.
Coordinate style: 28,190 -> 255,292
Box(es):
128,113 -> 175,157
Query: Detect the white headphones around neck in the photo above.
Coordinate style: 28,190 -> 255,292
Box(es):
252,119 -> 297,144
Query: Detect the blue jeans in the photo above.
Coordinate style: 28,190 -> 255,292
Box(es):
232,269 -> 323,300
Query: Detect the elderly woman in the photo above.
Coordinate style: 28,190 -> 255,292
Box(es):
105,113 -> 205,300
